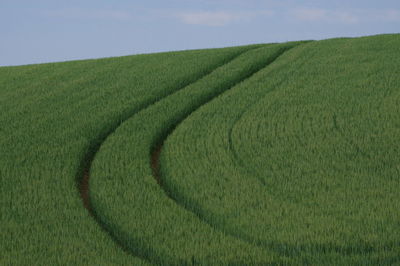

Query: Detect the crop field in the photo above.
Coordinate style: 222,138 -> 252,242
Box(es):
1,34 -> 399,265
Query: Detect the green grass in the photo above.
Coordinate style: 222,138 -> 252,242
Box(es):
1,33 -> 400,265
0,45 -> 259,265
162,34 -> 400,264
90,42 -> 303,264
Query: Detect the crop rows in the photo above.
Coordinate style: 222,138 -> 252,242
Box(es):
0,45 -> 257,265
162,34 -> 400,264
89,43 -> 303,264
1,34 -> 399,265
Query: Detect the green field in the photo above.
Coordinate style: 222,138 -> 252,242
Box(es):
1,34 -> 399,265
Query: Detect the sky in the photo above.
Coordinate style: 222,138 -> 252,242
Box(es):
1,0 -> 399,66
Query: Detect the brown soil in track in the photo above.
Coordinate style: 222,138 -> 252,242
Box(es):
81,168 -> 92,213
76,46 -> 299,263
76,49 -> 259,262
151,145 -> 162,185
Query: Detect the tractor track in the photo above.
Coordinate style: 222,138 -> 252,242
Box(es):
79,44 -> 298,263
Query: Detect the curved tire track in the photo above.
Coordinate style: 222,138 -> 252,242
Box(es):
150,47 -> 296,246
80,45 -> 298,263
77,46 -> 261,260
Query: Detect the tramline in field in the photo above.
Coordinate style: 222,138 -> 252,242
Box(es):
1,34 -> 399,265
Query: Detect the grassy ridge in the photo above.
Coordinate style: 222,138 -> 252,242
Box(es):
1,34 -> 399,265
161,34 -> 400,264
89,43 -> 304,264
0,45 -> 256,265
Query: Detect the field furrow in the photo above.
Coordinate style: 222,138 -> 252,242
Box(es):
162,34 -> 400,264
0,45 -> 256,265
150,43 -> 299,242
2,33 -> 399,265
78,45 -> 261,261
89,43 -> 303,264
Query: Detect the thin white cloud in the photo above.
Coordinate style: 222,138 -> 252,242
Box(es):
176,10 -> 273,26
374,9 -> 400,22
290,8 -> 358,24
333,11 -> 359,24
43,8 -> 132,21
290,8 -> 400,24
291,8 -> 327,22
41,7 -> 400,26
178,11 -> 237,26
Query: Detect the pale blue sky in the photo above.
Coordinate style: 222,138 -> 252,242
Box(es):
1,0 -> 399,66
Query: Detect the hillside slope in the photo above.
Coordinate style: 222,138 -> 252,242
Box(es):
89,42 -> 304,264
162,34 -> 400,264
0,45 -> 259,265
1,34 -> 399,265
